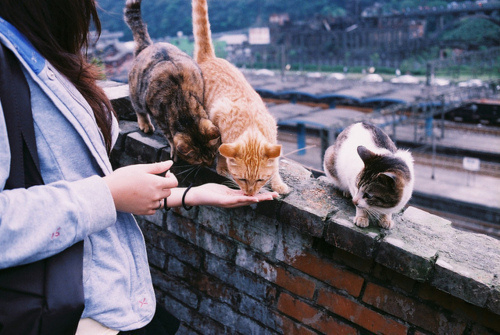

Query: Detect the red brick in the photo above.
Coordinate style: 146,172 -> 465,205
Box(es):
278,315 -> 318,335
287,251 -> 364,297
331,247 -> 374,273
363,283 -> 466,334
276,267 -> 316,299
317,288 -> 408,335
193,274 -> 240,307
278,292 -> 357,335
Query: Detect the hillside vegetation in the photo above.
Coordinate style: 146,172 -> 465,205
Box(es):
97,0 -> 385,39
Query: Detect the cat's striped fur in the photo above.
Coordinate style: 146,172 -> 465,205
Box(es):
125,0 -> 220,166
191,0 -> 289,196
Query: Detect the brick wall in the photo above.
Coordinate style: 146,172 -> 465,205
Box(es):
106,84 -> 500,335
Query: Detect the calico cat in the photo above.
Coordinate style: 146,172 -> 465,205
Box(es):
191,0 -> 289,196
124,0 -> 220,166
323,122 -> 414,229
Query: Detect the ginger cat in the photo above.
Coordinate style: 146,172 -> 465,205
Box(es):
192,0 -> 289,196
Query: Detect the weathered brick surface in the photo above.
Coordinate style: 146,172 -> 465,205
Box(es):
275,266 -> 316,300
362,283 -> 466,334
317,288 -> 408,335
162,295 -> 228,335
279,181 -> 335,238
277,293 -> 357,335
404,207 -> 500,312
152,268 -> 199,309
107,88 -> 500,335
236,246 -> 277,282
277,315 -> 319,335
418,284 -> 500,333
205,254 -> 277,303
198,206 -> 278,256
239,295 -> 280,331
155,229 -> 203,268
284,251 -> 364,297
487,277 -> 500,316
325,214 -> 382,259
372,264 -> 416,293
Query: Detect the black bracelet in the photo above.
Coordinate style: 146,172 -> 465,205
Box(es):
162,196 -> 170,226
182,183 -> 194,210
163,196 -> 170,212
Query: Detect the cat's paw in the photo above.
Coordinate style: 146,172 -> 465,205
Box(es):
354,215 -> 369,228
138,119 -> 155,134
272,182 -> 290,195
378,215 -> 394,229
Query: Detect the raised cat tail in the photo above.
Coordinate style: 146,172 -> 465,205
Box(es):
192,0 -> 216,63
124,0 -> 152,57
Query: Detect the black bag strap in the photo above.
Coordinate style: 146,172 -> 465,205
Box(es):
0,43 -> 43,189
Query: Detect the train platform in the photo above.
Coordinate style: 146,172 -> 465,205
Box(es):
392,123 -> 500,159
278,130 -> 500,234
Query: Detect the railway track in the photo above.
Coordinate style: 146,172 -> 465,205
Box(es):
406,120 -> 500,136
412,152 -> 500,178
278,129 -> 500,177
438,122 -> 500,136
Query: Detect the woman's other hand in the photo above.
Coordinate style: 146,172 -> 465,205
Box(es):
104,161 -> 178,215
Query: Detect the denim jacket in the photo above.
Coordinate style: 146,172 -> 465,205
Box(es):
0,18 -> 155,331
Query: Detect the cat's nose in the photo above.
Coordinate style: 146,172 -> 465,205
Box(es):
245,186 -> 257,196
352,198 -> 359,206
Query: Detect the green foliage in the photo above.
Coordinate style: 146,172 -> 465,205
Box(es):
99,0 -> 500,44
441,17 -> 500,47
168,37 -> 226,58
97,0 -> 499,80
98,0 -> 347,39
90,58 -> 107,79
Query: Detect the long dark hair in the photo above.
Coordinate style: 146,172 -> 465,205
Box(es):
0,0 -> 116,153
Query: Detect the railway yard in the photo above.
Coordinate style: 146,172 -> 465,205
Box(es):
242,71 -> 500,239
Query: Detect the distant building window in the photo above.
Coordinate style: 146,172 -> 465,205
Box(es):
249,28 -> 270,45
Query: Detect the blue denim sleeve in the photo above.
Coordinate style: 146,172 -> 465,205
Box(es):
0,101 -> 117,269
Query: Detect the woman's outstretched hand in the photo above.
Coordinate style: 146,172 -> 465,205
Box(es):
184,183 -> 279,208
104,161 -> 178,215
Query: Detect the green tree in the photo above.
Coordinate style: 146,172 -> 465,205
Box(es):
441,17 -> 500,47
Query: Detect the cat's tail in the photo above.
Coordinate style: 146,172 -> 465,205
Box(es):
124,0 -> 152,57
192,0 -> 216,63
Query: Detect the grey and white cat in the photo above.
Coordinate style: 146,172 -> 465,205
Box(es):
323,122 -> 414,229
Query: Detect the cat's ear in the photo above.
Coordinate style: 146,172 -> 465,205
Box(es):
200,118 -> 221,141
265,144 -> 282,159
175,135 -> 194,157
219,143 -> 240,158
379,172 -> 397,186
357,146 -> 376,163
382,172 -> 397,180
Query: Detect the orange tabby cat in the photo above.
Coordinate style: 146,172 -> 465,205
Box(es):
192,0 -> 289,196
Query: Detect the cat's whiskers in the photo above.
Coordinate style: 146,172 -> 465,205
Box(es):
281,145 -> 317,158
222,178 -> 239,190
180,165 -> 203,184
364,207 -> 382,221
173,165 -> 197,176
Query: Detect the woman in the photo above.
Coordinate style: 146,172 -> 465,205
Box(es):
0,0 -> 277,334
